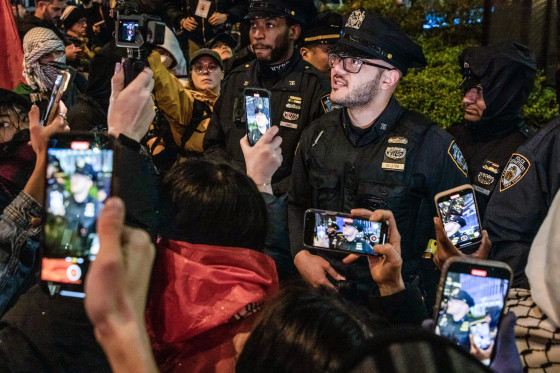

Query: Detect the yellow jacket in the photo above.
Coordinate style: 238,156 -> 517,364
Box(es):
148,52 -> 219,153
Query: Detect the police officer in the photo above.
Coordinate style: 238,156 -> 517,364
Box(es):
299,12 -> 343,79
203,0 -> 331,195
289,9 -> 469,300
485,116 -> 560,289
62,161 -> 102,256
436,289 -> 475,351
447,43 -> 537,216
336,221 -> 374,254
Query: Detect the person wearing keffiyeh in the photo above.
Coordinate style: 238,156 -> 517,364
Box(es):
14,27 -> 86,110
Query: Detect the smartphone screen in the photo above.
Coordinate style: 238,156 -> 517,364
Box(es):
436,187 -> 481,250
245,88 -> 271,146
42,134 -> 113,297
304,209 -> 387,256
434,259 -> 511,364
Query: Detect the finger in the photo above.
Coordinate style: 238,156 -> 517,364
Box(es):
342,253 -> 360,264
239,134 -> 250,154
368,209 -> 396,227
128,67 -> 154,91
57,100 -> 67,115
257,125 -> 279,145
270,132 -> 283,148
349,208 -> 373,219
472,230 -> 491,260
324,264 -> 345,281
111,62 -> 124,98
96,198 -> 126,263
28,104 -> 40,129
370,243 -> 400,263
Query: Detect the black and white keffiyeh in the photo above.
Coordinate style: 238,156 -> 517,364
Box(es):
22,27 -> 67,92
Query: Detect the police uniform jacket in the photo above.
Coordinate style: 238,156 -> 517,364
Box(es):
288,98 -> 469,288
203,52 -> 330,194
485,117 -> 560,289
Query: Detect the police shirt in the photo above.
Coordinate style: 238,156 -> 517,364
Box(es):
203,52 -> 330,194
485,117 -> 560,289
289,98 -> 469,288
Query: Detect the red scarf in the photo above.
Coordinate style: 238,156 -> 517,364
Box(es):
146,239 -> 278,370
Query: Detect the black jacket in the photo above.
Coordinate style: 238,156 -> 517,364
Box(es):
164,0 -> 248,45
17,14 -> 65,42
203,52 -> 330,195
288,99 -> 469,298
485,116 -> 560,289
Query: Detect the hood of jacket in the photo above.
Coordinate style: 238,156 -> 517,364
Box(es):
157,27 -> 188,77
146,239 -> 278,356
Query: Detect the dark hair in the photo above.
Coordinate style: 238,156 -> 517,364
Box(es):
236,282 -> 386,373
161,158 -> 268,251
0,90 -> 31,136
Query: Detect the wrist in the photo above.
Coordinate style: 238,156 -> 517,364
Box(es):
377,277 -> 405,297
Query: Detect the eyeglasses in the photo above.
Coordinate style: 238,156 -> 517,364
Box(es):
328,54 -> 395,74
192,64 -> 220,74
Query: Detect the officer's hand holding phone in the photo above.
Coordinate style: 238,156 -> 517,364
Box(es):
240,125 -> 282,194
433,217 -> 492,270
343,209 -> 405,296
108,62 -> 155,142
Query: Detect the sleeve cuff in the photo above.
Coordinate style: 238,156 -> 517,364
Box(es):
4,191 -> 43,229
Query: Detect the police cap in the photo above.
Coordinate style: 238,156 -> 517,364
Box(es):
246,0 -> 317,28
301,12 -> 342,46
331,9 -> 426,76
74,160 -> 97,182
447,214 -> 466,228
452,289 -> 475,308
344,220 -> 364,232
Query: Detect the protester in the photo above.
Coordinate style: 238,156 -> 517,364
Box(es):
61,6 -> 96,73
164,0 -> 248,53
289,9 -> 468,308
204,0 -> 330,196
0,101 -> 68,317
14,27 -> 86,110
148,48 -> 224,171
208,31 -> 239,75
17,0 -> 66,42
154,27 -> 188,83
447,43 -> 537,215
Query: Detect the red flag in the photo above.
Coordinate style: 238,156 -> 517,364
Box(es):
0,0 -> 24,90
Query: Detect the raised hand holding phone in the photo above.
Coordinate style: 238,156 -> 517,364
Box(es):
343,209 -> 405,296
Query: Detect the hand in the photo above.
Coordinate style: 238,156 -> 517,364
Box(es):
342,209 -> 405,296
181,17 -> 198,31
65,44 -> 83,59
240,126 -> 282,193
294,250 -> 345,290
108,62 -> 155,142
433,217 -> 492,270
470,334 -> 494,361
28,102 -> 69,156
84,197 -> 157,372
208,12 -> 227,26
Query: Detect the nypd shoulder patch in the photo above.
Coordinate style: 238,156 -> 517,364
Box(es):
500,154 -> 531,191
447,140 -> 468,177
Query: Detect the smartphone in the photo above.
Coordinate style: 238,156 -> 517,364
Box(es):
435,184 -> 482,253
433,257 -> 512,364
42,133 -> 114,298
245,88 -> 271,146
303,209 -> 388,256
41,71 -> 70,126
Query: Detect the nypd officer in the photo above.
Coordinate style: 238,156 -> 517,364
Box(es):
203,0 -> 330,195
436,289 -> 475,351
299,12 -> 343,79
485,116 -> 560,289
289,9 -> 469,300
447,43 -> 537,216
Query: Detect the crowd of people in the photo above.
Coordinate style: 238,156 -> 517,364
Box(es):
1,0 -> 560,371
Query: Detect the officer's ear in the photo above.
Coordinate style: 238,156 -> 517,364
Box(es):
288,23 -> 301,41
380,68 -> 401,90
300,46 -> 310,59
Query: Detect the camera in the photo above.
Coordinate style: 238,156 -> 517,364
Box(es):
113,0 -> 165,85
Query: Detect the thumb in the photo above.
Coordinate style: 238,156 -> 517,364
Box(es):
97,198 -> 126,262
111,62 -> 124,99
239,134 -> 250,154
28,104 -> 40,129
